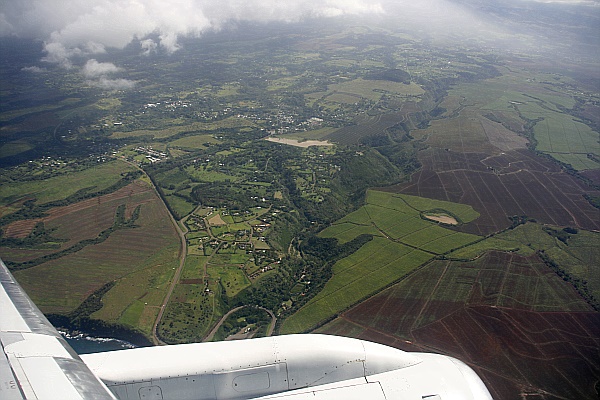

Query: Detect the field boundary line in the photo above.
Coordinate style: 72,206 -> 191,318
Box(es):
305,257 -> 438,334
410,260 -> 451,332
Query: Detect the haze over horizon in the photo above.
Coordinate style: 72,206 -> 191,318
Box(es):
1,0 -> 598,73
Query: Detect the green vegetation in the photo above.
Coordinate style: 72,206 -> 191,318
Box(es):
0,160 -> 137,214
447,223 -> 600,310
281,190 -> 482,333
318,78 -> 424,104
158,283 -> 225,343
9,182 -> 180,339
1,16 -> 597,365
358,191 -> 481,253
458,70 -> 600,170
214,266 -> 251,297
283,237 -> 431,333
212,307 -> 273,341
0,221 -> 65,250
96,243 -> 180,336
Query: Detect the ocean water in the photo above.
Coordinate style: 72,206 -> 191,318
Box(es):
60,330 -> 136,354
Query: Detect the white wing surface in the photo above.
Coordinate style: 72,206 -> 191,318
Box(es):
83,334 -> 493,399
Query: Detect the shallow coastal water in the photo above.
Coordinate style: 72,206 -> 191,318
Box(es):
61,330 -> 135,354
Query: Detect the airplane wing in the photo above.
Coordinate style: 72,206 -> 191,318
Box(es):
0,260 -> 116,400
82,334 -> 493,400
249,353 -> 493,400
1,258 -> 493,399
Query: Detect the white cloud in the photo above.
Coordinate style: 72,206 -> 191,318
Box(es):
82,59 -> 121,77
2,0 -> 595,75
80,59 -> 134,90
91,77 -> 136,90
140,39 -> 158,56
41,41 -> 81,68
159,32 -> 181,54
84,41 -> 107,54
21,66 -> 46,73
2,0 -> 384,67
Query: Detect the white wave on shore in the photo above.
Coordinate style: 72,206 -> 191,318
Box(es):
59,329 -> 136,352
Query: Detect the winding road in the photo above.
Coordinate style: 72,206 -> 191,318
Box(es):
203,306 -> 277,342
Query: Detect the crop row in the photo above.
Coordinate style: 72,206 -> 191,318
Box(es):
282,237 -> 432,333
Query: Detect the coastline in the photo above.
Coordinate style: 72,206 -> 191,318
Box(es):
48,314 -> 153,349
60,329 -> 136,354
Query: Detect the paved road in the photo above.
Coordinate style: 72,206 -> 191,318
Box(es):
151,206 -> 192,345
203,306 -> 277,342
264,308 -> 276,336
121,159 -> 189,346
203,306 -> 245,342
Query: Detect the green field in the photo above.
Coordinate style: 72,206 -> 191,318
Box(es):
0,97 -> 82,122
109,246 -> 180,335
326,78 -> 425,102
465,71 -> 600,170
0,140 -> 34,159
531,112 -> 598,170
164,193 -> 195,218
361,191 -> 481,253
446,237 -> 524,259
158,283 -> 224,343
447,222 -> 600,308
181,255 -> 210,280
281,190 -> 483,333
210,265 -> 251,297
184,167 -> 238,182
0,160 -> 137,208
281,237 -> 432,333
398,193 -> 480,223
211,252 -> 251,265
170,134 -> 221,149
110,117 -> 257,139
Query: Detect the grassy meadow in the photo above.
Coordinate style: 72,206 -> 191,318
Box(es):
454,69 -> 599,170
0,160 -> 137,211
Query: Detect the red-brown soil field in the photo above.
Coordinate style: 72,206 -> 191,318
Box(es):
8,180 -> 180,314
2,181 -> 155,262
385,149 -> 600,235
317,252 -> 599,399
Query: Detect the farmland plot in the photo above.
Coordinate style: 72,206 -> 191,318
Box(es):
12,182 -> 180,319
388,70 -> 600,235
283,190 -> 482,332
316,251 -> 598,399
282,237 -> 432,333
390,149 -> 600,235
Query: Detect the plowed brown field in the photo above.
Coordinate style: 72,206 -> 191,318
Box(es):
317,251 -> 599,399
385,149 -> 600,235
2,181 -> 154,262
11,180 -> 179,315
